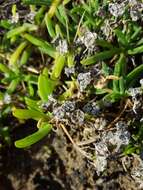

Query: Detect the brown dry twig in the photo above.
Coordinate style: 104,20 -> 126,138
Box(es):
105,99 -> 130,131
60,123 -> 93,160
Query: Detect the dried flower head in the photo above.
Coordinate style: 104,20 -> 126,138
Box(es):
26,11 -> 36,23
53,106 -> 65,120
95,141 -> 109,157
77,72 -> 92,92
108,2 -> 126,17
83,102 -> 101,116
11,12 -> 19,23
94,117 -> 107,130
71,109 -> 84,125
95,155 -> 107,174
102,121 -> 130,152
101,20 -> 113,40
140,79 -> 143,87
129,0 -> 143,21
64,67 -> 75,77
62,101 -> 75,112
56,39 -> 68,54
3,93 -> 11,104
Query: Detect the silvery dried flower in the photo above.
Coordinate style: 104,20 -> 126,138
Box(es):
128,87 -> 142,113
53,106 -> 65,120
108,130 -> 130,152
108,2 -> 126,17
83,102 -> 101,115
94,117 -> 107,130
130,8 -> 140,21
62,101 -> 75,112
71,109 -> 84,125
11,13 -> 19,23
140,117 -> 143,123
95,141 -> 109,157
3,93 -> 11,104
128,87 -> 142,98
115,121 -> 128,130
77,31 -> 97,49
77,72 -> 92,92
102,122 -> 130,152
56,39 -> 68,54
26,11 -> 36,23
101,20 -> 112,40
64,67 -> 75,77
140,79 -> 143,87
40,95 -> 57,110
128,0 -> 138,6
129,1 -> 143,21
95,155 -> 107,174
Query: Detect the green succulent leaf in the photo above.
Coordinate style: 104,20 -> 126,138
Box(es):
126,64 -> 143,87
7,23 -> 37,38
7,78 -> 20,93
81,49 -> 120,65
38,71 -> 57,102
113,53 -> 126,92
13,109 -> 45,120
51,53 -> 66,79
15,123 -> 52,148
0,63 -> 14,75
25,97 -> 41,111
22,33 -> 56,58
128,45 -> 143,55
22,0 -> 51,6
114,29 -> 128,47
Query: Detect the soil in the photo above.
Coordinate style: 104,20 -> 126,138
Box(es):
0,122 -> 140,190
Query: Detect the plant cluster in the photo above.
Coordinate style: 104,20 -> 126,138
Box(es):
0,0 -> 143,174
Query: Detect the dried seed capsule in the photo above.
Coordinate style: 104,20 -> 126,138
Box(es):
62,101 -> 75,112
77,72 -> 92,92
64,67 -> 75,77
11,13 -> 19,23
40,95 -> 57,111
76,31 -> 97,49
128,87 -> 142,98
53,106 -> 65,120
108,2 -> 125,17
102,121 -> 130,152
95,141 -> 109,157
56,39 -> 68,54
3,93 -> 11,104
83,102 -> 101,115
140,79 -> 143,87
95,155 -> 107,174
71,109 -> 84,125
94,117 -> 107,131
26,11 -> 36,23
